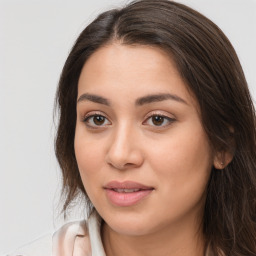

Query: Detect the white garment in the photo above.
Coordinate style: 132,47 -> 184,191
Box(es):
7,211 -> 105,256
7,211 -> 213,256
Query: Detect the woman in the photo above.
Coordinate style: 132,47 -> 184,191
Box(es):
10,0 -> 256,255
53,0 -> 256,255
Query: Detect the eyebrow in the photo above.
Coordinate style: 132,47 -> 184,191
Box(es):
135,93 -> 188,106
77,93 -> 110,106
77,93 -> 187,106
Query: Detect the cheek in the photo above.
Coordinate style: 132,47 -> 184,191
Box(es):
75,139 -> 98,172
74,123 -> 106,166
74,135 -> 106,208
154,122 -> 211,169
74,127 -> 105,191
147,123 -> 213,201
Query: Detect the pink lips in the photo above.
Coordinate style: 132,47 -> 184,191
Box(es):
104,181 -> 154,207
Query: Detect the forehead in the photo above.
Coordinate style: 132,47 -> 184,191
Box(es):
79,43 -> 179,81
77,43 -> 197,108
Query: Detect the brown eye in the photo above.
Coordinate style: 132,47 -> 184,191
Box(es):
152,116 -> 164,126
143,114 -> 175,127
93,115 -> 105,125
83,114 -> 111,128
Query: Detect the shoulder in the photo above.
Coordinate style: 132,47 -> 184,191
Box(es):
53,211 -> 105,256
53,219 -> 92,256
6,211 -> 104,256
7,221 -> 90,256
6,234 -> 52,256
7,220 -> 89,256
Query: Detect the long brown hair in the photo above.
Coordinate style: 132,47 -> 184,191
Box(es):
55,1 -> 256,255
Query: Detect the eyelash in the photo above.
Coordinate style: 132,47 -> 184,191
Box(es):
143,113 -> 175,127
82,112 -> 175,129
83,112 -> 111,129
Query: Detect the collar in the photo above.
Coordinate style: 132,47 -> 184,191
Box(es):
87,210 -> 106,256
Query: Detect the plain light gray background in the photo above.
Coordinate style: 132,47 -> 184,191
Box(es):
1,0 -> 255,254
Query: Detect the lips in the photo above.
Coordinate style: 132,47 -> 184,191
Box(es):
104,181 -> 154,207
112,188 -> 140,193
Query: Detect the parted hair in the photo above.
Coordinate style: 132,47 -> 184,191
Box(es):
55,1 -> 256,255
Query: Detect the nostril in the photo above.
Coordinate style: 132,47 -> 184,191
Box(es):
105,138 -> 144,169
107,161 -> 127,170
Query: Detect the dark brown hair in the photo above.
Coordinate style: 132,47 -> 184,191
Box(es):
55,1 -> 256,255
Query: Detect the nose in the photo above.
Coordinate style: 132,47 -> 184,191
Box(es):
105,123 -> 144,170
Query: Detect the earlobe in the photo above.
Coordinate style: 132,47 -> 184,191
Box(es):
213,150 -> 233,170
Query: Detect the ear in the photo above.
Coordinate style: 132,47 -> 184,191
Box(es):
213,150 -> 233,170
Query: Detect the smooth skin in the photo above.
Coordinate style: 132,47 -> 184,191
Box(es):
75,43 -> 223,256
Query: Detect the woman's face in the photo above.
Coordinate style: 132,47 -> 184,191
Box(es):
75,43 -> 214,236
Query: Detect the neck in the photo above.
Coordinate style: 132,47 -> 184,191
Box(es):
102,216 -> 206,256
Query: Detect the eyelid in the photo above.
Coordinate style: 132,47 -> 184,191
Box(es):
83,111 -> 108,120
144,110 -> 175,120
143,111 -> 176,127
82,111 -> 111,128
81,110 -> 175,129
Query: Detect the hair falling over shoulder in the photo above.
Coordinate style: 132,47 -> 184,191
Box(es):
54,1 -> 256,255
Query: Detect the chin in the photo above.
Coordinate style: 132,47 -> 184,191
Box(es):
102,210 -> 160,236
110,222 -> 152,236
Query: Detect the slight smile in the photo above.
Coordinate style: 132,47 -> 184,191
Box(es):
104,181 -> 154,207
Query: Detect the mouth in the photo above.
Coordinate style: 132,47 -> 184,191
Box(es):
111,188 -> 142,193
104,181 -> 154,207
